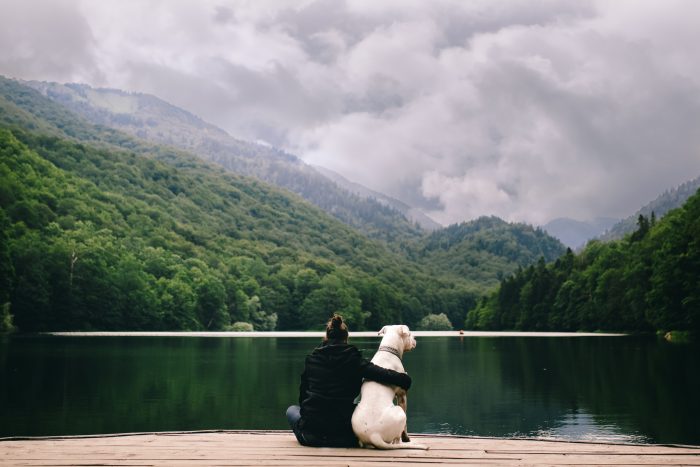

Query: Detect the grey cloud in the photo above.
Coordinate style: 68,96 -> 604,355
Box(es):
122,55 -> 340,147
342,74 -> 405,114
274,0 -> 597,63
0,0 -> 102,83
214,6 -> 234,24
3,0 -> 700,226
275,0 -> 394,52
210,60 -> 343,145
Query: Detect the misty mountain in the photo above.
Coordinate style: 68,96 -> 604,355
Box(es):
542,217 -> 619,250
312,165 -> 441,231
23,80 -> 426,245
598,175 -> 700,242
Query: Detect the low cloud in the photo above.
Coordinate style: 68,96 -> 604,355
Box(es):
0,0 -> 102,83
2,0 -> 700,225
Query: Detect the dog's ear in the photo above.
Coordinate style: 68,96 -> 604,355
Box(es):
378,326 -> 388,336
399,325 -> 410,336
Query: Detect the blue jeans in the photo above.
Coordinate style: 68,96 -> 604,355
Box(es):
286,405 -> 301,429
286,405 -> 308,445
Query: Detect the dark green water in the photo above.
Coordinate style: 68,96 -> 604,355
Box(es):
1,335 -> 698,444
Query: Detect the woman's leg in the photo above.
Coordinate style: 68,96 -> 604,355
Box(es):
286,405 -> 306,445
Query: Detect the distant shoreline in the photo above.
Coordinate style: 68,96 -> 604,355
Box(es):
43,331 -> 627,338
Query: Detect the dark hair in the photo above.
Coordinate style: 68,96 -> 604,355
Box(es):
325,313 -> 349,342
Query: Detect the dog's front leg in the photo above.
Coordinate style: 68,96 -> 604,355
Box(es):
396,388 -> 411,442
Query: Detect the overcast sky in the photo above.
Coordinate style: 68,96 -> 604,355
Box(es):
2,0 -> 700,226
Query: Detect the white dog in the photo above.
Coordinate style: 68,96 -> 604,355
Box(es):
351,325 -> 428,450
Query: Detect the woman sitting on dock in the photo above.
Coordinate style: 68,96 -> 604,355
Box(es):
286,314 -> 412,447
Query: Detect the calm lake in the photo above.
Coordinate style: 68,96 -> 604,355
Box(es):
1,334 -> 698,444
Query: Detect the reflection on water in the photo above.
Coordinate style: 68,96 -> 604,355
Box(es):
1,335 -> 698,444
534,410 -> 649,444
400,336 -> 700,445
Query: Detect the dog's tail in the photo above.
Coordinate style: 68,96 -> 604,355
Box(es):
368,433 -> 429,450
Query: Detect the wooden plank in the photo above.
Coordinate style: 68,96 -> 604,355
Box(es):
3,454 -> 698,463
2,431 -> 699,467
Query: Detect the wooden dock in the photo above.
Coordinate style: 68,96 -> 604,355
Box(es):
2,430 -> 699,466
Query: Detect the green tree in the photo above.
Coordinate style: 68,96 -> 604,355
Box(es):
195,278 -> 228,330
229,321 -> 254,331
0,209 -> 15,331
417,313 -> 453,331
247,295 -> 278,331
299,274 -> 366,330
157,275 -> 198,330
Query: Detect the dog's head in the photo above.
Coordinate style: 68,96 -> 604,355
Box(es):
378,325 -> 416,352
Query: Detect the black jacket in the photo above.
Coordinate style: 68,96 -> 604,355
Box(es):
296,339 -> 411,446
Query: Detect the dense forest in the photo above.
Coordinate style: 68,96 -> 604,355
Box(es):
415,216 -> 564,287
0,127 -> 461,333
466,190 -> 700,333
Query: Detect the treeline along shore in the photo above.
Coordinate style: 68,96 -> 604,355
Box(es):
467,196 -> 700,335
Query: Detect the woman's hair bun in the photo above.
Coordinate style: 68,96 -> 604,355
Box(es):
325,313 -> 349,342
331,314 -> 343,329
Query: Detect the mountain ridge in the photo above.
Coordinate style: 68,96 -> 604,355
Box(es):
312,164 -> 442,231
23,79 -> 427,245
598,175 -> 700,242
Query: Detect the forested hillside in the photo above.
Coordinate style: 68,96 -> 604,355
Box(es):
415,217 -> 566,285
0,76 -> 574,333
0,76 -> 479,333
466,190 -> 700,333
24,80 -> 427,245
0,126 -> 471,333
